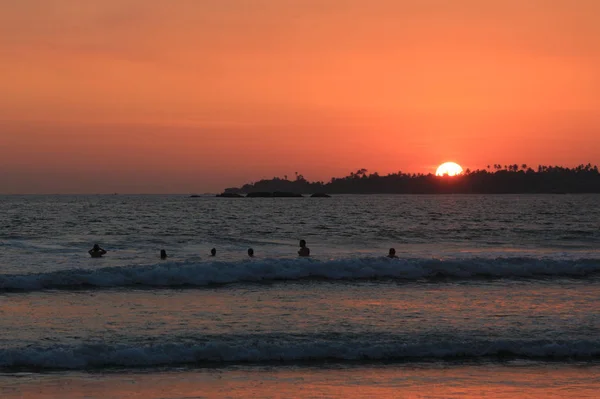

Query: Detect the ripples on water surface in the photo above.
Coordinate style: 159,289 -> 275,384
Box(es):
2,194 -> 598,272
0,194 -> 599,398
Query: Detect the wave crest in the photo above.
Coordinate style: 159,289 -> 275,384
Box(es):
1,337 -> 598,370
1,256 -> 599,291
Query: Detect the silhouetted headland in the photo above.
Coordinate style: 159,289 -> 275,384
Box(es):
215,192 -> 244,198
221,165 -> 600,195
216,191 -> 304,198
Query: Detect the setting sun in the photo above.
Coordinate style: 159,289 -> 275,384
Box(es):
436,162 -> 463,176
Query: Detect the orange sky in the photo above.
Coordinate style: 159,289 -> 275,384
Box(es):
1,0 -> 599,193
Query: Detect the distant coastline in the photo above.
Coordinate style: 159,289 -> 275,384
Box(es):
222,165 -> 600,195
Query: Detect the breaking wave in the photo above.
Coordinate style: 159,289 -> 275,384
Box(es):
1,256 -> 599,292
1,336 -> 598,370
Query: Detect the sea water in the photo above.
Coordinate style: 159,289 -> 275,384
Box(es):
0,194 -> 599,398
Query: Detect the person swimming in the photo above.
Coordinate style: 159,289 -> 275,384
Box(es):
88,244 -> 107,258
210,248 -> 216,256
387,248 -> 398,258
248,248 -> 254,257
298,240 -> 310,257
160,249 -> 167,259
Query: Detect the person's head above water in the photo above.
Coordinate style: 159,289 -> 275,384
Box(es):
210,248 -> 216,256
160,249 -> 167,259
89,244 -> 106,257
388,248 -> 396,258
298,240 -> 310,256
248,248 -> 254,257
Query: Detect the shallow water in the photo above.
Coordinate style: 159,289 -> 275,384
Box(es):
2,363 -> 599,399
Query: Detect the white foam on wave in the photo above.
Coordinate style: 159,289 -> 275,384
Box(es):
1,256 -> 599,291
1,337 -> 598,369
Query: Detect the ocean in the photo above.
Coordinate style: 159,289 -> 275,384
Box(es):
1,194 -> 599,398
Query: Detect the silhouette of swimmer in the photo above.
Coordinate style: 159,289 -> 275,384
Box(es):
88,244 -> 107,258
387,248 -> 398,258
248,248 -> 254,257
210,248 -> 216,256
160,249 -> 167,259
298,240 -> 310,257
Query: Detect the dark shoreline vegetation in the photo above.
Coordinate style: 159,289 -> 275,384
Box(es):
220,164 -> 600,195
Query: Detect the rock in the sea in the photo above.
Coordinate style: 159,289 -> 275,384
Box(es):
273,191 -> 303,197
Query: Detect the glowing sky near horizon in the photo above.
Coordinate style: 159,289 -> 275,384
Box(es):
1,0 -> 599,193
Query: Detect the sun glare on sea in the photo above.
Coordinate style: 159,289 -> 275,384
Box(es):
436,162 -> 463,176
